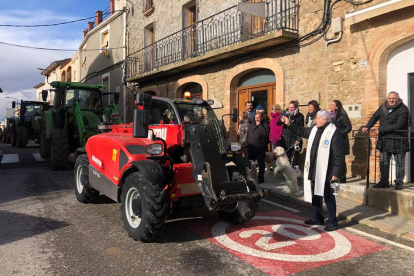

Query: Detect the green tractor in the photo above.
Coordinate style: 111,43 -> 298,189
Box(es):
40,81 -> 122,170
10,100 -> 50,148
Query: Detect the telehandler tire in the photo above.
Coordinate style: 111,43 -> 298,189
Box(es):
75,155 -> 99,203
50,129 -> 69,170
121,172 -> 168,242
17,126 -> 27,148
39,116 -> 50,159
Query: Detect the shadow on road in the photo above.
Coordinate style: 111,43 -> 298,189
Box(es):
0,210 -> 70,246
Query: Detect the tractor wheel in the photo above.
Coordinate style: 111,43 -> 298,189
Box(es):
121,172 -> 168,242
39,117 -> 50,159
50,129 -> 69,170
11,131 -> 16,146
74,155 -> 99,203
217,199 -> 259,224
17,126 -> 28,148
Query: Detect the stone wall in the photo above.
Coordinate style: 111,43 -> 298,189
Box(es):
126,0 -> 414,178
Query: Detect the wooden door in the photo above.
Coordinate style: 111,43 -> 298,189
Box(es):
237,82 -> 275,115
250,0 -> 265,36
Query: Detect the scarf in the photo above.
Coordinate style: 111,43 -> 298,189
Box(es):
382,99 -> 402,116
306,110 -> 317,127
303,123 -> 337,202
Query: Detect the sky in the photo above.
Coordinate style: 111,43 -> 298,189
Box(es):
0,0 -> 109,124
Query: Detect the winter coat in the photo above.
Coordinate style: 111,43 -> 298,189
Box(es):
238,118 -> 251,145
366,100 -> 411,153
289,123 -> 345,181
281,109 -> 304,149
333,115 -> 352,155
245,122 -> 269,156
269,112 -> 283,145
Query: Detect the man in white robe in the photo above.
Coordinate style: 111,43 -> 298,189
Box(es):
281,110 -> 344,231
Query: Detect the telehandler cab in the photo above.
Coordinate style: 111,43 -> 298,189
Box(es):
74,93 -> 265,242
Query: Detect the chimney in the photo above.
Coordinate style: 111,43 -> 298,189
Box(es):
95,10 -> 103,25
110,0 -> 115,15
83,29 -> 88,38
88,21 -> 94,31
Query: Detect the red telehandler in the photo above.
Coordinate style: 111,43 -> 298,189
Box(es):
74,93 -> 265,241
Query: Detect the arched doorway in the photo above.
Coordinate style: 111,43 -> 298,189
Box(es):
61,71 -> 66,82
67,66 -> 72,82
181,82 -> 202,98
387,39 -> 414,181
237,69 -> 276,114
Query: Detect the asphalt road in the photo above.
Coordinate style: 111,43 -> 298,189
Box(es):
1,142 -> 414,276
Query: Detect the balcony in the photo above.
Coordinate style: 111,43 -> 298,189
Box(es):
126,0 -> 299,82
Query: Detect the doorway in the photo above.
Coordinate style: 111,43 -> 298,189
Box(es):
236,69 -> 276,114
409,73 -> 414,176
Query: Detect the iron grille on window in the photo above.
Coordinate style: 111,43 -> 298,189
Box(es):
143,0 -> 154,16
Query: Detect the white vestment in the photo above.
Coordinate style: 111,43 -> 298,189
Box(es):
303,123 -> 337,202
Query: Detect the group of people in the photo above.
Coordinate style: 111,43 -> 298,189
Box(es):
237,91 -> 411,232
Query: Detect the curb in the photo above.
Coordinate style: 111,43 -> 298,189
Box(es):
265,188 -> 414,243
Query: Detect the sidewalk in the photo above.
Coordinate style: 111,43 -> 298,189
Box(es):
260,173 -> 414,242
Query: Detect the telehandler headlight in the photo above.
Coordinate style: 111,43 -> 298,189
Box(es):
230,142 -> 242,152
146,143 -> 163,155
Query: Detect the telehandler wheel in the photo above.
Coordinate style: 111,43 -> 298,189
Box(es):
17,126 -> 28,148
50,129 -> 69,170
39,116 -> 50,159
218,199 -> 259,224
75,155 -> 99,203
121,172 -> 168,242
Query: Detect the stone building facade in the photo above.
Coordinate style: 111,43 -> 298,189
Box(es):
125,0 -> 414,181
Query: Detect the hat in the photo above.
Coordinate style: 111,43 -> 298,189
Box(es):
256,105 -> 264,110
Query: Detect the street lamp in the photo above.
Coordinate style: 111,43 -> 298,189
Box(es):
37,67 -> 59,84
5,96 -> 18,101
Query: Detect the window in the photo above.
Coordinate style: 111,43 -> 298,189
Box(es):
144,23 -> 155,70
183,1 -> 197,57
102,73 -> 110,104
100,27 -> 110,53
149,101 -> 178,125
142,0 -> 154,16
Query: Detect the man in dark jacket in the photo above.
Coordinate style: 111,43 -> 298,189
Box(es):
245,113 -> 269,183
281,101 -> 304,166
363,92 -> 411,190
281,110 -> 344,231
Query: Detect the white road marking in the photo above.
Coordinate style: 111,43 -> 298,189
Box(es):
213,216 -> 352,262
262,199 -> 300,213
1,154 -> 19,163
345,227 -> 414,252
32,153 -> 48,161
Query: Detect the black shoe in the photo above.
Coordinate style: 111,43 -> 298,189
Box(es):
373,182 -> 390,188
324,224 -> 338,231
395,186 -> 404,190
304,219 -> 324,226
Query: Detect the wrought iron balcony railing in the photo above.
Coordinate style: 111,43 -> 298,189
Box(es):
126,0 -> 298,79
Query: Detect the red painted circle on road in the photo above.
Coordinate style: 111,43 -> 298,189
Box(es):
186,210 -> 388,276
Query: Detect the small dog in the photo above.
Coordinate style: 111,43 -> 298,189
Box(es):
273,147 -> 302,196
265,151 -> 276,174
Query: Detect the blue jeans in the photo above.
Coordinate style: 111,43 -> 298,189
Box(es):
380,152 -> 406,186
248,154 -> 265,183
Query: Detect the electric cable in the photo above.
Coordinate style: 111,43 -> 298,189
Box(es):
0,9 -> 124,27
0,41 -> 126,51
